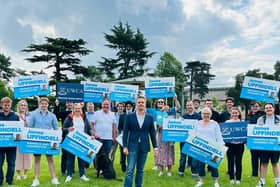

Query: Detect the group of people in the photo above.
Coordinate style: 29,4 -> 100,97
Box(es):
1,94 -> 280,187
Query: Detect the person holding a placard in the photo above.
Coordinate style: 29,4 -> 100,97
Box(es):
63,103 -> 91,183
179,101 -> 200,178
118,101 -> 134,172
248,101 -> 264,177
225,107 -> 244,185
147,96 -> 180,170
194,107 -> 224,187
29,97 -> 60,187
156,105 -> 175,177
256,103 -> 280,187
15,100 -> 32,181
0,97 -> 20,186
123,96 -> 158,187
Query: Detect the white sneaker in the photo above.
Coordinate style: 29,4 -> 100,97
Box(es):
22,174 -> 27,180
31,179 -> 40,187
51,178 -> 60,185
152,166 -> 158,170
80,175 -> 90,181
16,175 -> 21,180
214,182 -> 220,187
158,171 -> 163,177
230,180 -> 234,184
236,180 -> 241,185
167,172 -> 172,177
65,176 -> 72,183
195,181 -> 204,187
256,179 -> 264,187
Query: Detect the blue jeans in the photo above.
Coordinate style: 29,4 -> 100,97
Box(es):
178,142 -> 186,173
198,161 -> 218,179
99,139 -> 113,154
124,150 -> 148,187
66,151 -> 86,177
0,148 -> 16,185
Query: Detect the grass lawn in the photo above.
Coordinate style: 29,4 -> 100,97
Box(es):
2,144 -> 276,187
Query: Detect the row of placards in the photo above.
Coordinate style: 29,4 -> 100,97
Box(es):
163,118 -> 280,168
163,118 -> 280,151
13,75 -> 176,101
0,121 -> 102,164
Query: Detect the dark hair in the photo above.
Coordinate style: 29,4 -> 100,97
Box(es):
264,102 -> 274,108
193,99 -> 200,104
116,103 -> 124,107
225,97 -> 234,103
251,101 -> 260,106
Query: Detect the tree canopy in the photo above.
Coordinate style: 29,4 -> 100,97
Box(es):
184,61 -> 215,99
0,54 -> 15,81
22,37 -> 92,85
99,22 -> 155,80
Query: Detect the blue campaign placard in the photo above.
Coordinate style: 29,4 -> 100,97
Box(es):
0,121 -> 24,147
82,81 -> 110,103
182,133 -> 227,168
57,83 -> 84,103
162,118 -> 197,142
61,130 -> 102,164
13,74 -> 50,98
156,111 -> 168,126
220,121 -> 248,143
109,83 -> 138,102
240,76 -> 280,103
145,77 -> 176,99
247,125 -> 280,151
19,128 -> 62,155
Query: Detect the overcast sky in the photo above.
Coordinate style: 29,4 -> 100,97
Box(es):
1,0 -> 280,87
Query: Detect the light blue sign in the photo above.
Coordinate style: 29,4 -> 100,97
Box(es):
0,121 -> 24,147
13,74 -> 50,98
156,111 -> 168,126
109,83 -> 138,102
82,81 -> 110,103
61,130 -> 102,163
19,128 -> 62,155
247,124 -> 280,151
182,133 -> 227,168
220,121 -> 248,143
145,77 -> 175,98
162,119 -> 197,142
240,76 -> 280,103
57,83 -> 84,103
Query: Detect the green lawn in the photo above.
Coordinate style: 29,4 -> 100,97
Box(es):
2,144 -> 276,187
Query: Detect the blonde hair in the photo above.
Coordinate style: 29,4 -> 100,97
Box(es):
201,107 -> 212,117
1,97 -> 12,104
39,97 -> 49,103
16,100 -> 28,113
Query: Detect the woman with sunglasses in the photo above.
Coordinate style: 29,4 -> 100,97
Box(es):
149,97 -> 180,172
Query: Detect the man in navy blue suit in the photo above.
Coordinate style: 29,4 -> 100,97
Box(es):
123,96 -> 158,187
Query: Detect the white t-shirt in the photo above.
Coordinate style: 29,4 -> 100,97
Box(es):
194,120 -> 224,144
92,110 -> 116,140
73,117 -> 85,132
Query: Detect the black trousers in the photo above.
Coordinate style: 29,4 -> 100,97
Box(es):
250,150 -> 261,176
226,143 -> 244,181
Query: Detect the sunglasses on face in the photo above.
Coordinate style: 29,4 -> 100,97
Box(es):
157,101 -> 165,104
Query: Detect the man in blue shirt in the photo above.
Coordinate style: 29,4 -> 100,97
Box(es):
0,97 -> 20,186
29,97 -> 59,187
